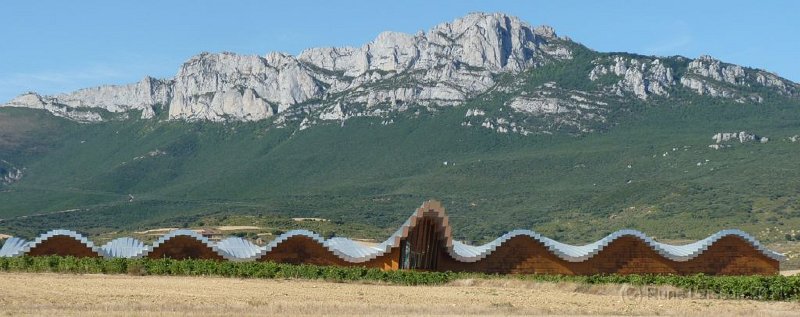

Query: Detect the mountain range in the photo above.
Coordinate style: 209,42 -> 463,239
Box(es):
1,13 -> 799,249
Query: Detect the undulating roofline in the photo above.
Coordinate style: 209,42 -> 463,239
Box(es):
0,200 -> 786,263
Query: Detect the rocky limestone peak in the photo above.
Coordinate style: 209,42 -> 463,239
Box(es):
4,12 -> 576,124
264,51 -> 299,67
437,12 -> 557,41
533,25 -> 557,38
2,12 -> 797,131
168,51 -> 323,121
299,12 -> 566,75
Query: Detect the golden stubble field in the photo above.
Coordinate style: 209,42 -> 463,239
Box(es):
0,273 -> 798,316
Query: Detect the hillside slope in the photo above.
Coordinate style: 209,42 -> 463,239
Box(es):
1,13 -> 799,244
2,95 -> 799,243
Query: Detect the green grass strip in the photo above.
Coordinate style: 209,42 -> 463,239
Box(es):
0,256 -> 798,301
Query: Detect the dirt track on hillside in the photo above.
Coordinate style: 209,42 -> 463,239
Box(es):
0,273 -> 798,316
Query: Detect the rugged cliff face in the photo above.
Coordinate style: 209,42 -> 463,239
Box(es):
2,12 -> 798,132
4,13 -> 571,123
4,77 -> 172,122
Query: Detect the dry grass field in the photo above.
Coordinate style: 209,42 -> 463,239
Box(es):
0,273 -> 798,316
783,269 -> 800,276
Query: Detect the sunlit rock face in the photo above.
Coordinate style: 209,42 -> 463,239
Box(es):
3,13 -> 571,123
2,12 -> 797,135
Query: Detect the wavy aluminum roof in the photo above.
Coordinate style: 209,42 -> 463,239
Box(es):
0,201 -> 786,263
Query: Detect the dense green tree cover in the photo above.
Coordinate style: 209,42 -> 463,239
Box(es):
1,49 -> 799,245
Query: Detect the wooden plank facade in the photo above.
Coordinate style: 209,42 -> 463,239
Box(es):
2,201 -> 783,275
241,201 -> 780,275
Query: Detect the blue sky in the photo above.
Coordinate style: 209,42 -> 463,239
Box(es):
1,0 -> 798,102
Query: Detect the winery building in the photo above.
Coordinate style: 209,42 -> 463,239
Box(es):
0,200 -> 784,275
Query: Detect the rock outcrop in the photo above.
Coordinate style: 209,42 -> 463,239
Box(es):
1,168 -> 22,185
709,131 -> 768,149
679,55 -> 796,102
2,13 -> 572,124
0,161 -> 23,186
586,54 -> 797,103
712,131 -> 768,144
687,55 -> 747,85
589,56 -> 674,99
4,76 -> 171,122
2,12 -> 798,135
298,13 -> 566,75
3,93 -> 104,122
292,12 -> 571,115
